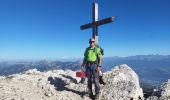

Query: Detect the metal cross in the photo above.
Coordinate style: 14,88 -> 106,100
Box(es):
80,2 -> 116,45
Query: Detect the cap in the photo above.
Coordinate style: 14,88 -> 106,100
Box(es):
89,38 -> 95,42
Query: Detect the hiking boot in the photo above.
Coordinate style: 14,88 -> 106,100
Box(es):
87,90 -> 93,98
95,92 -> 100,100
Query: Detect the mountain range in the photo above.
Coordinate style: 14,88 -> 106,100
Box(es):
0,55 -> 170,91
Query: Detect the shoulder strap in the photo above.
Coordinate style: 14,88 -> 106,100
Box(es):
94,47 -> 98,57
84,47 -> 90,57
85,46 -> 100,57
85,47 -> 98,57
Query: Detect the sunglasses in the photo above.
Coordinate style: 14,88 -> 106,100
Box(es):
90,41 -> 95,43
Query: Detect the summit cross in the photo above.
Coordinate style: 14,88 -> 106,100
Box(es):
80,1 -> 116,45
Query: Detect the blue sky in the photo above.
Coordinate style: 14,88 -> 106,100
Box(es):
0,0 -> 170,60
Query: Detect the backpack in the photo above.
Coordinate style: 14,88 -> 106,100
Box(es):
94,46 -> 104,56
99,47 -> 104,56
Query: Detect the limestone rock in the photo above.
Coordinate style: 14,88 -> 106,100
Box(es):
0,64 -> 144,100
99,64 -> 144,100
161,79 -> 170,97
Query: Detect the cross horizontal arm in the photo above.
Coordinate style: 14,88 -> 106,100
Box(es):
80,23 -> 93,30
97,16 -> 115,27
80,16 -> 115,30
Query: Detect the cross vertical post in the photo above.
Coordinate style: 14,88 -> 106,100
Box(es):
93,2 -> 98,45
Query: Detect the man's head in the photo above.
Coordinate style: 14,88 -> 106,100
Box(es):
89,38 -> 95,47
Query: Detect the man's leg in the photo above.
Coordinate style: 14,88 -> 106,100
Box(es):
85,66 -> 93,96
92,64 -> 100,94
87,78 -> 92,94
94,76 -> 100,94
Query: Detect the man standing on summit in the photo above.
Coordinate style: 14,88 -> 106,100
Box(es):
81,38 -> 102,98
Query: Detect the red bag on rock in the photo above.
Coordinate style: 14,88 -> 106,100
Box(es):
76,71 -> 85,78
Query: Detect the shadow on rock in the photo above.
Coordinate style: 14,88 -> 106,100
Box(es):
61,74 -> 78,84
48,76 -> 66,91
48,76 -> 85,97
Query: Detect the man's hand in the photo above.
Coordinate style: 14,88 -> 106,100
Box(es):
96,66 -> 101,72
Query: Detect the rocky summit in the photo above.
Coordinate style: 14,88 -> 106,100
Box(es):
0,64 -> 169,100
99,64 -> 143,100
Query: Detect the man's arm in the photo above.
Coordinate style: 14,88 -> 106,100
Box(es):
81,48 -> 87,71
82,57 -> 86,67
96,48 -> 102,67
81,57 -> 87,71
98,55 -> 102,67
